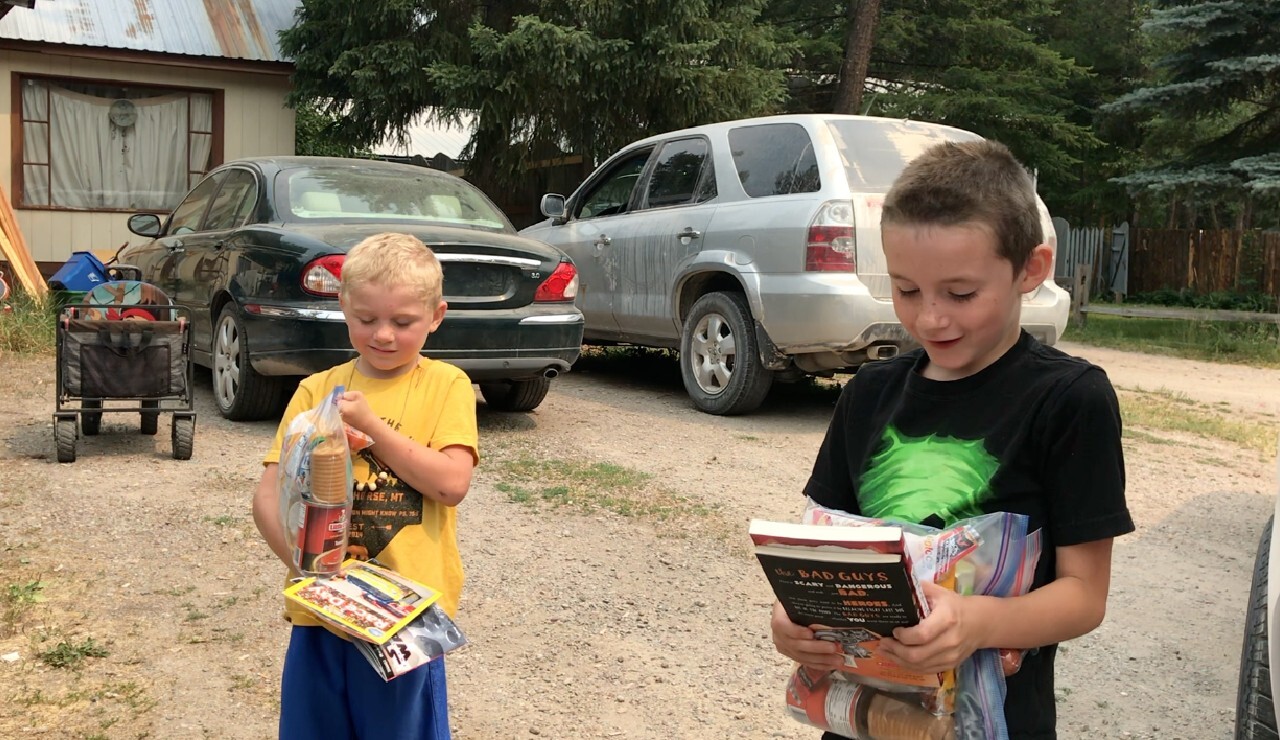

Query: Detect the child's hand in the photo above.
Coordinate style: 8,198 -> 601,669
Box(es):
877,579 -> 982,674
770,601 -> 844,672
338,391 -> 379,434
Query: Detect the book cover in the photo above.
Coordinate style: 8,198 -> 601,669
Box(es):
749,519 -> 941,689
284,559 -> 441,645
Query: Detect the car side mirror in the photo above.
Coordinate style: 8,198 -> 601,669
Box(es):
128,213 -> 162,237
540,193 -> 567,224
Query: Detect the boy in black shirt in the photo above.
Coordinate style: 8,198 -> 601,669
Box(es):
769,140 -> 1134,739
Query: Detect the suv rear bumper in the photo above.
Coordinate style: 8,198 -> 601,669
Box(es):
755,276 -> 1069,354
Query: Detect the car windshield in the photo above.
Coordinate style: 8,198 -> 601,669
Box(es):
281,166 -> 511,232
826,119 -> 983,192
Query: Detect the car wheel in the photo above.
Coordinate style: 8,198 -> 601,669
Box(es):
1237,514 -> 1277,739
81,399 -> 102,436
679,291 -> 773,415
213,305 -> 289,421
480,377 -> 552,412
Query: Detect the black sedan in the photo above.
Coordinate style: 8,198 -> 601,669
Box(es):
119,156 -> 583,420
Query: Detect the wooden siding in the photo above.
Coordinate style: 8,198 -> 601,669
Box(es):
1,49 -> 294,265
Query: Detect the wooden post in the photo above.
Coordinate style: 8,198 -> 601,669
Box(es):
1071,263 -> 1093,326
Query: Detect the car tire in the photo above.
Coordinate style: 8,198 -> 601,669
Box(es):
480,377 -> 552,412
213,305 -> 289,421
1237,514 -> 1278,739
81,399 -> 102,436
679,291 -> 773,416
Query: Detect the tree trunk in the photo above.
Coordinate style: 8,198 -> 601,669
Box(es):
832,0 -> 882,115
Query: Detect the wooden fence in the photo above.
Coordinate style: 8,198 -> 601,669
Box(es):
1054,218 -> 1280,303
1128,228 -> 1280,300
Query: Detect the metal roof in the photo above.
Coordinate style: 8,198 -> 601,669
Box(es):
0,0 -> 300,63
375,110 -> 477,162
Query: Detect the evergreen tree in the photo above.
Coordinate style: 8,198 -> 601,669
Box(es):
1103,0 -> 1280,227
280,1 -> 788,194
766,0 -> 1104,218
866,0 -> 1100,212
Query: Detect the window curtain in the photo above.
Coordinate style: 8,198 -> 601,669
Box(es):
26,80 -> 199,210
20,81 -> 50,206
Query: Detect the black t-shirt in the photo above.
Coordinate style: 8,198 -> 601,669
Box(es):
805,332 -> 1134,739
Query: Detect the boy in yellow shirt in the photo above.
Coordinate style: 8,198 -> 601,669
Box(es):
253,232 -> 478,739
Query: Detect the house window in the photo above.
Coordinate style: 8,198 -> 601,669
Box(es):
18,76 -> 216,211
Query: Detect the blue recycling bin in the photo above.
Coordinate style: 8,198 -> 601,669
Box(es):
49,251 -> 109,292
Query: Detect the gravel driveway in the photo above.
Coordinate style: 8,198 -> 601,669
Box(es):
0,341 -> 1276,739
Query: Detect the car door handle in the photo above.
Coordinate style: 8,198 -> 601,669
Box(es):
212,239 -> 225,249
677,228 -> 701,239
167,240 -> 184,251
594,235 -> 611,251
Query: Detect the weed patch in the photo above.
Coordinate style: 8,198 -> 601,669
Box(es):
494,457 -> 715,524
1118,389 -> 1278,455
39,637 -> 109,669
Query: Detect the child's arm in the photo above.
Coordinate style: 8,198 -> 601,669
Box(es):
877,538 -> 1115,674
252,463 -> 297,572
338,390 -> 474,506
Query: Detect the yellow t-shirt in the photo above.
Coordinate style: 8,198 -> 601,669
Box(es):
264,357 -> 478,625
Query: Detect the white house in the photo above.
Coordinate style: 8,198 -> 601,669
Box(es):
0,0 -> 299,272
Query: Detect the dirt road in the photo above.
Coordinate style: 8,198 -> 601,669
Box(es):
0,342 -> 1276,739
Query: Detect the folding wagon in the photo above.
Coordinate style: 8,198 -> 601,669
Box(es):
52,280 -> 196,462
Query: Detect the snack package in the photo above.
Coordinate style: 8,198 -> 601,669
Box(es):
279,386 -> 356,577
788,501 -> 1043,740
351,603 -> 470,681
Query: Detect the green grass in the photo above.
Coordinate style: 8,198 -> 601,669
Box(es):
0,292 -> 58,356
38,637 -> 109,669
3,580 -> 45,637
494,457 -> 714,522
1064,313 -> 1280,367
1118,389 -> 1278,455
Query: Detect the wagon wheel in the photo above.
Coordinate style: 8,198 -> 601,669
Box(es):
81,398 -> 102,436
171,414 -> 195,460
55,418 -> 77,463
140,400 -> 160,435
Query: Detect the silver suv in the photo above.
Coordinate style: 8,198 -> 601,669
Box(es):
521,114 -> 1069,415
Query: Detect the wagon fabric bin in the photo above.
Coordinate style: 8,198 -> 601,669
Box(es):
60,319 -> 188,399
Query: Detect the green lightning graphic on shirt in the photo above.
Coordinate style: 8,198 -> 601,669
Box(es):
858,426 -> 1000,526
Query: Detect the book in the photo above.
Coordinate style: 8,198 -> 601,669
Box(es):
749,519 -> 942,689
284,559 -> 441,645
350,603 -> 469,681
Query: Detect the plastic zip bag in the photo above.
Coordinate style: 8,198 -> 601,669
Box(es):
279,386 -> 356,577
788,500 -> 1042,739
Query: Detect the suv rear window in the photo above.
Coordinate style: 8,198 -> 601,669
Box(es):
825,119 -> 983,191
727,123 -> 820,198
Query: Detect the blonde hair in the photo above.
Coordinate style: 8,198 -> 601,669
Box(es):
340,233 -> 443,306
882,140 -> 1043,274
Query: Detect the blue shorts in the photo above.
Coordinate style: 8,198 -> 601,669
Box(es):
280,625 -> 450,740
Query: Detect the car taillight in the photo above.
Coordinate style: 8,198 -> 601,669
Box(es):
301,254 -> 345,297
806,200 -> 857,272
534,261 -> 579,302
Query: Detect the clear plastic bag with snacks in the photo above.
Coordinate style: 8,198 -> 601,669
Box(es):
278,386 -> 361,577
788,500 -> 1043,740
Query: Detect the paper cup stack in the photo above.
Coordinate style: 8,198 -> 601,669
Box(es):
309,441 -> 349,504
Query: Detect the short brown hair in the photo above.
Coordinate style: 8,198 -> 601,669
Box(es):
340,233 -> 443,307
882,140 -> 1044,274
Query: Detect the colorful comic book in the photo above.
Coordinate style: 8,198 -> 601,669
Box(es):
284,559 -> 440,645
